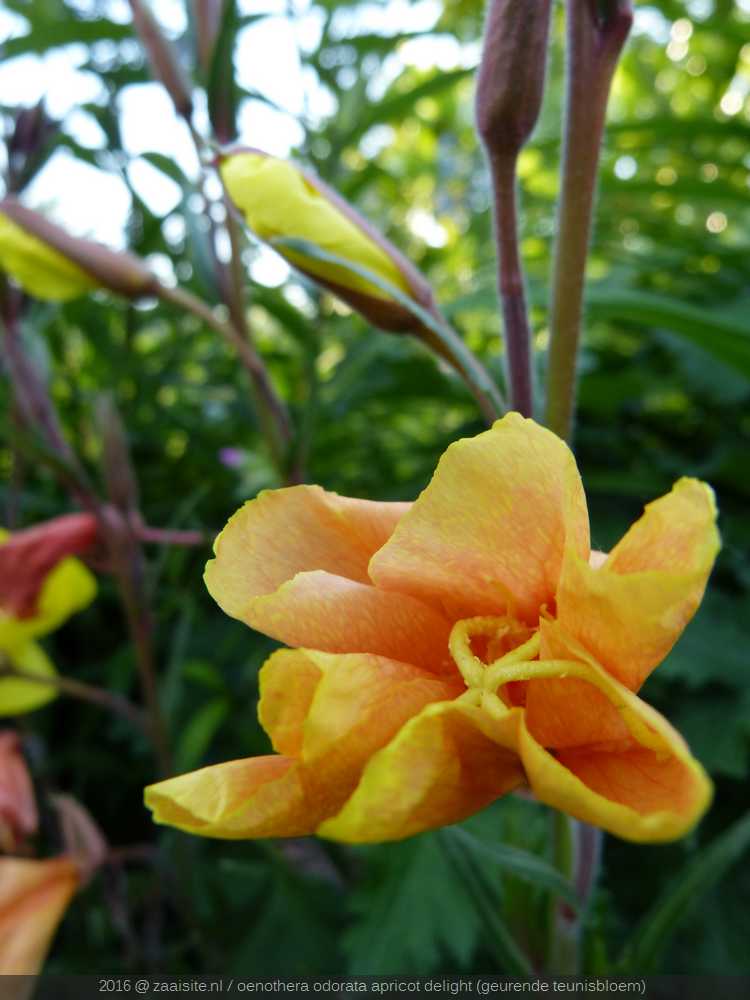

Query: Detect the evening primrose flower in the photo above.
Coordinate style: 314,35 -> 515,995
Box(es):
0,515 -> 97,716
0,856 -> 80,974
221,150 -> 436,332
146,415 -> 718,844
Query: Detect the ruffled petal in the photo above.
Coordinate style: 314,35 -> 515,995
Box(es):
0,642 -> 58,717
204,487 -> 450,667
369,414 -> 590,622
205,485 -> 409,607
317,698 -> 524,843
556,478 -> 719,690
0,856 -> 79,974
145,756 -> 318,838
498,657 -> 712,843
240,571 -> 452,671
148,650 -> 459,839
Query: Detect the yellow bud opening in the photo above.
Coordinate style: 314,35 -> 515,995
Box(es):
0,212 -> 96,302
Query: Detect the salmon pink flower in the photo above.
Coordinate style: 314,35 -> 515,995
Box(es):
0,515 -> 97,716
145,415 -> 718,844
0,732 -> 37,853
0,856 -> 79,974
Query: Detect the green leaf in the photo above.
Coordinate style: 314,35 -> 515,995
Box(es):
617,810 -> 750,972
445,825 -> 579,908
584,289 -> 750,379
175,696 -> 229,771
342,834 -> 485,974
207,0 -> 240,142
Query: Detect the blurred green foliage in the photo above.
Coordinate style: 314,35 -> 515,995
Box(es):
1,0 -> 749,977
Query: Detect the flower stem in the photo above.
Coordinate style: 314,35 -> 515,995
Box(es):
0,655 -> 147,733
156,282 -> 292,472
488,152 -> 534,417
544,0 -> 633,441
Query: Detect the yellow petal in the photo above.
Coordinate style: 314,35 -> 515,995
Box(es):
0,856 -> 79,974
221,153 -> 410,301
318,698 -> 524,843
0,555 -> 97,651
0,211 -> 95,302
494,656 -> 712,842
369,414 -> 590,622
0,642 -> 58,717
205,488 -> 450,670
145,756 -> 319,838
556,478 -> 719,690
258,648 -> 324,757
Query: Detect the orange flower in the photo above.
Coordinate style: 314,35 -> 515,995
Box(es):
0,732 -> 38,853
0,856 -> 79,974
145,415 -> 719,844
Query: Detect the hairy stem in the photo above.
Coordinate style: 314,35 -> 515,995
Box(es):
545,0 -> 633,441
488,152 -> 534,416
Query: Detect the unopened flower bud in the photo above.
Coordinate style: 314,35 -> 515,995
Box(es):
0,856 -> 80,974
0,199 -> 159,301
127,0 -> 193,119
193,0 -> 224,73
220,150 -> 436,333
7,103 -> 58,194
0,732 -> 38,853
475,0 -> 552,158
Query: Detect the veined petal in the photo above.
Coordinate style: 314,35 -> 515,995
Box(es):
369,414 -> 590,623
205,484 -> 409,603
318,698 -> 524,843
557,478 -> 719,690
0,856 -> 79,974
145,756 -> 319,838
495,657 -> 711,843
242,571 -> 452,671
149,651 -> 459,839
0,642 -> 58,717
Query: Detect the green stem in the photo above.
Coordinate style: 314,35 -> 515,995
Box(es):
488,151 -> 534,417
548,810 -> 579,974
544,0 -> 633,441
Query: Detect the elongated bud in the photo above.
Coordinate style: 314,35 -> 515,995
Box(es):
0,732 -> 38,852
220,150 -> 436,333
475,0 -> 552,157
95,395 -> 140,515
127,0 -> 193,119
7,103 -> 58,194
0,514 -> 98,620
0,856 -> 80,974
0,199 -> 158,300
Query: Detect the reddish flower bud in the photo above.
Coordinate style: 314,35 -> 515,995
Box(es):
127,0 -> 194,119
0,514 -> 98,620
0,733 -> 37,853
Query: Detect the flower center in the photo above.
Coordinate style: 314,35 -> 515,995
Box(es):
449,615 -> 540,697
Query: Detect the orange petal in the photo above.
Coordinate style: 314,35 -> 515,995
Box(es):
240,571 -> 452,671
556,478 -> 719,690
145,755 -> 319,838
205,485 -> 410,609
148,651 -> 459,839
0,856 -> 79,974
369,414 -> 590,623
204,487 -> 450,669
318,698 -> 524,843
491,657 -> 712,842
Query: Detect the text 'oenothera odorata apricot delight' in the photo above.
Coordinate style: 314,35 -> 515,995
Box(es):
145,415 -> 719,844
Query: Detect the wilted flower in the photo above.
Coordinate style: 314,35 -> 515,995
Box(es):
146,415 -> 718,844
0,856 -> 79,974
221,150 -> 436,333
0,732 -> 37,853
0,515 -> 97,716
